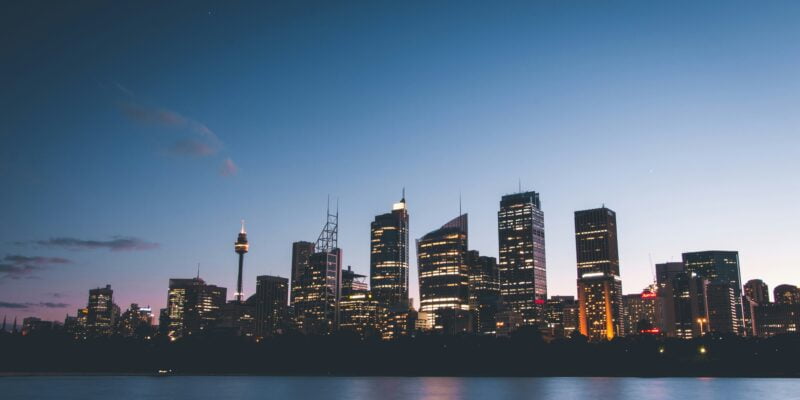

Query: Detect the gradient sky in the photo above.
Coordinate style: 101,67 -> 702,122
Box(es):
2,1 -> 799,323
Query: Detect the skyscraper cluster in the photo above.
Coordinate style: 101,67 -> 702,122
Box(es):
6,189 -> 798,343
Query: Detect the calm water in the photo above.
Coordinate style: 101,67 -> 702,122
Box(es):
1,376 -> 798,400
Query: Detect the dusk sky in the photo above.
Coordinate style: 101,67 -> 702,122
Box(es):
2,1 -> 799,323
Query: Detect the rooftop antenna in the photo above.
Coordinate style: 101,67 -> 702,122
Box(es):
402,187 -> 405,202
240,219 -> 246,234
196,263 -> 201,279
648,253 -> 656,285
518,178 -> 522,193
459,192 -> 462,216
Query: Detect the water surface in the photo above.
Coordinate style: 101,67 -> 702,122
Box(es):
1,376 -> 797,400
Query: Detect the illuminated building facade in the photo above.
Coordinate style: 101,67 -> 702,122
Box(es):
495,310 -> 523,337
254,275 -> 289,338
339,291 -> 384,338
621,288 -> 660,335
466,250 -> 500,335
292,203 -> 342,335
575,207 -> 623,341
417,214 -> 470,330
498,191 -> 547,326
773,284 -> 800,305
382,309 -> 418,340
166,277 -> 227,340
116,303 -> 153,338
682,251 -> 744,334
545,296 -> 579,338
86,285 -> 117,337
370,195 -> 410,312
290,241 -> 315,305
754,303 -> 800,337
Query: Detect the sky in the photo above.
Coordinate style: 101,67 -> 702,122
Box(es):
1,1 -> 799,324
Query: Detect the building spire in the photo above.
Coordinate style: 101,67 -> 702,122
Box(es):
240,219 -> 246,234
401,187 -> 406,203
197,262 -> 201,279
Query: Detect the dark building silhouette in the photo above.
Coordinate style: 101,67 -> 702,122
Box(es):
466,250 -> 500,335
574,207 -> 623,341
744,279 -> 770,305
682,251 -> 744,334
370,194 -> 410,312
86,285 -> 117,337
290,241 -> 315,305
705,281 -> 737,334
417,214 -> 470,332
216,300 -> 257,337
656,262 -> 685,290
234,221 -> 249,303
665,272 -> 708,339
254,275 -> 289,338
773,284 -> 800,305
166,278 -> 227,340
498,191 -> 547,326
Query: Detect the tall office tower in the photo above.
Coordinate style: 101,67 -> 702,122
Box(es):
545,296 -> 580,338
682,251 -> 744,334
655,262 -> 685,290
574,207 -> 623,341
254,275 -> 289,338
705,281 -> 737,334
293,203 -> 342,335
773,284 -> 800,305
234,221 -> 249,303
290,241 -> 315,305
86,285 -> 116,337
116,304 -> 153,338
667,272 -> 708,338
417,214 -> 471,331
466,250 -> 500,335
621,287 -> 661,336
166,277 -> 227,340
744,279 -> 770,305
370,194 -> 410,312
498,191 -> 547,326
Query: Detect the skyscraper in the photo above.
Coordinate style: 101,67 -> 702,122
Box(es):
166,277 -> 227,340
744,279 -> 770,305
290,241 -> 315,305
86,285 -> 116,337
292,202 -> 342,335
234,220 -> 249,303
116,303 -> 153,338
705,281 -> 737,334
682,251 -> 744,334
666,272 -> 708,339
466,250 -> 500,335
370,194 -> 410,312
254,275 -> 289,338
339,268 -> 384,339
574,207 -> 623,341
655,262 -> 685,290
417,214 -> 470,330
498,191 -> 547,326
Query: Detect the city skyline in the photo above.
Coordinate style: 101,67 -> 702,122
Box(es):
3,1 -> 800,323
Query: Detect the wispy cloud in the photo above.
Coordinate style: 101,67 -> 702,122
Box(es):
169,139 -> 217,157
0,301 -> 70,309
113,83 -> 238,177
0,255 -> 72,282
220,158 -> 238,176
31,236 -> 159,252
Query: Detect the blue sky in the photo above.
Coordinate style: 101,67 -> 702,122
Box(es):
1,1 -> 799,322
